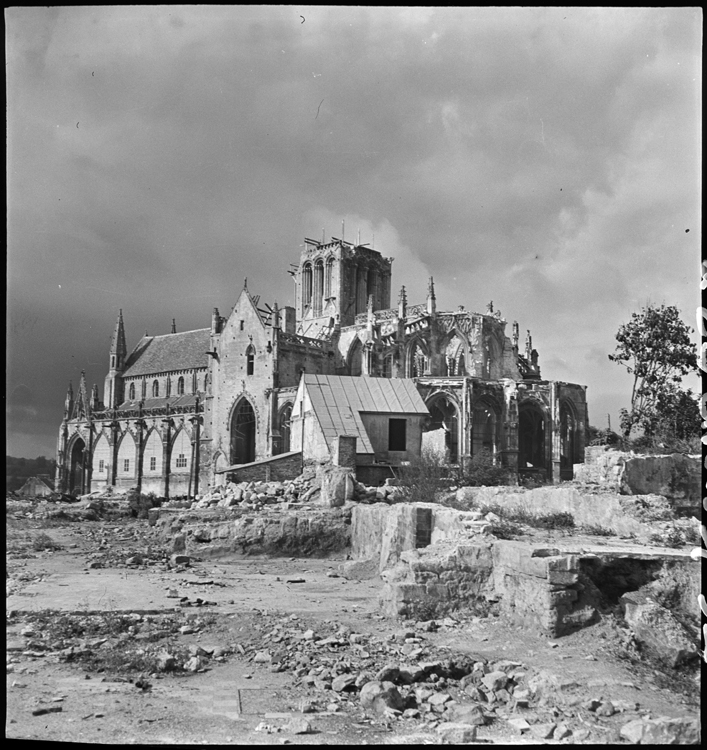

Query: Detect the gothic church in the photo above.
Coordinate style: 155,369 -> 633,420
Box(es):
56,235 -> 588,496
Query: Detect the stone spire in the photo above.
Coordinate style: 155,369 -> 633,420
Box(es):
525,330 -> 533,360
64,381 -> 74,420
272,301 -> 280,329
512,321 -> 519,350
398,285 -> 407,318
91,383 -> 100,410
171,318 -> 177,334
426,277 -> 436,315
109,309 -> 127,372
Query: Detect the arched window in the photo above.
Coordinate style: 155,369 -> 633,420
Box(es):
166,377 -> 171,397
129,383 -> 135,401
177,376 -> 185,395
302,263 -> 313,310
382,353 -> 394,378
314,258 -> 324,315
348,339 -> 363,377
325,257 -> 334,299
152,380 -> 159,397
277,403 -> 293,455
409,341 -> 428,377
246,345 -> 255,376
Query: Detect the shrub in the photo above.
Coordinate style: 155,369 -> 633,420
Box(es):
456,449 -> 511,487
533,511 -> 575,530
32,532 -> 62,551
581,524 -> 614,537
649,526 -> 687,548
487,519 -> 524,539
396,450 -> 451,504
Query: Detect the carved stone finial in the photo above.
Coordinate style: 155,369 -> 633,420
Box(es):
487,301 -> 494,313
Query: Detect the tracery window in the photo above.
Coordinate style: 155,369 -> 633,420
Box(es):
177,376 -> 185,395
152,380 -> 159,397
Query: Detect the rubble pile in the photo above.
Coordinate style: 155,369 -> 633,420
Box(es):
226,611 -> 676,743
167,472 -> 407,513
7,609 -> 220,676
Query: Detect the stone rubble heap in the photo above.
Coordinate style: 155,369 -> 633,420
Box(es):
171,473 -> 408,512
223,610 -> 699,744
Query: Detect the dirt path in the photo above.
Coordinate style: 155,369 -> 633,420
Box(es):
6,512 -> 700,745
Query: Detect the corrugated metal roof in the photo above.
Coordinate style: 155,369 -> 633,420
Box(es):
302,375 -> 429,455
123,329 -> 210,377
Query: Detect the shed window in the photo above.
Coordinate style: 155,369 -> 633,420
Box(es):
388,419 -> 407,451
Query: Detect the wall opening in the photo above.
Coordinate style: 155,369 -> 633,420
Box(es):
230,398 -> 256,465
69,437 -> 86,495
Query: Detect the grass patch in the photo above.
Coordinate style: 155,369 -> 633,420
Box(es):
580,523 -> 614,537
31,532 -> 63,551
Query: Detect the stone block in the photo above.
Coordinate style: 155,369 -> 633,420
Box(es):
621,592 -> 697,668
436,722 -> 478,743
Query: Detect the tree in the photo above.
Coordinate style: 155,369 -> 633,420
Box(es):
609,304 -> 698,439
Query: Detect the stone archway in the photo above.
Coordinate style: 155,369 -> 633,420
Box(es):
278,403 -> 293,454
518,401 -> 547,472
425,393 -> 460,464
230,398 -> 256,465
560,402 -> 577,480
69,436 -> 86,495
472,398 -> 501,458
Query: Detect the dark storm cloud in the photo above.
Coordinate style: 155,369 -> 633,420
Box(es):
6,6 -> 701,456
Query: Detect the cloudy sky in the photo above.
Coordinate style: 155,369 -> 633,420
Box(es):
7,6 -> 702,459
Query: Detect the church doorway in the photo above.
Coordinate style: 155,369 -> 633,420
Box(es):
230,398 -> 256,465
69,437 -> 86,495
518,402 -> 546,475
426,394 -> 459,464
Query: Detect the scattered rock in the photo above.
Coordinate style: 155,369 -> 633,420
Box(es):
359,680 -> 404,715
446,703 -> 486,726
529,722 -> 556,739
31,705 -> 63,716
620,716 -> 700,745
331,674 -> 356,693
507,717 -> 531,734
621,592 -> 697,668
285,717 -> 313,735
436,722 -> 478,743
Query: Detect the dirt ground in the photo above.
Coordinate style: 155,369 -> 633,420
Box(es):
6,505 -> 701,745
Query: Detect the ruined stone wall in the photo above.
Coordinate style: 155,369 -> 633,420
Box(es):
456,485 -> 675,538
574,448 -> 700,508
379,540 -> 495,619
226,451 -> 303,484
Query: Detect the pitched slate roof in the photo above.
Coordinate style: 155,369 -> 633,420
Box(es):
302,375 -> 429,455
123,329 -> 210,377
116,394 -> 201,411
